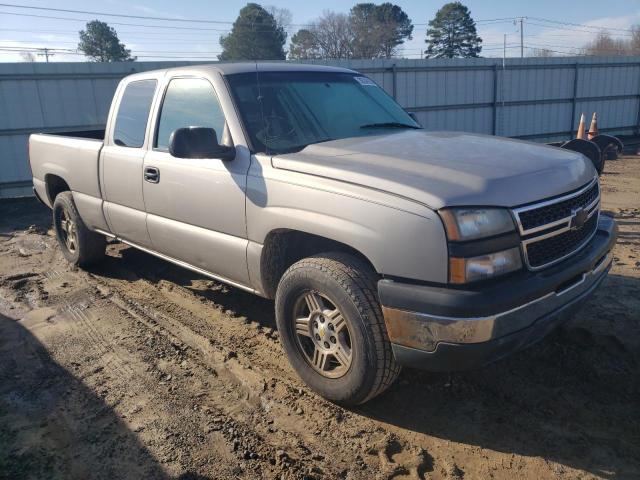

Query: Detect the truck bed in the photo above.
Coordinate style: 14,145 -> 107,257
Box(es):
42,128 -> 105,141
29,131 -> 104,209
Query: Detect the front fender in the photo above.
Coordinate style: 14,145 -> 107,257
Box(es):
246,173 -> 448,284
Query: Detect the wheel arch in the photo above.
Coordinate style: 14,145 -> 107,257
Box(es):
259,228 -> 378,299
44,174 -> 71,205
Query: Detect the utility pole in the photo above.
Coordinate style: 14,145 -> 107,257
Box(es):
520,17 -> 524,58
503,34 -> 506,68
37,47 -> 54,62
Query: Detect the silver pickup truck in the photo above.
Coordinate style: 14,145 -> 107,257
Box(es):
29,63 -> 617,405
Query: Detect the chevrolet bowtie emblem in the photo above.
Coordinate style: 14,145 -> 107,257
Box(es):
570,207 -> 588,230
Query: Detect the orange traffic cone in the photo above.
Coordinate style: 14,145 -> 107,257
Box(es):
588,112 -> 598,140
576,113 -> 586,139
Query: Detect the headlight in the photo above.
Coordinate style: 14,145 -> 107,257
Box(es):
450,247 -> 522,283
439,208 -> 515,241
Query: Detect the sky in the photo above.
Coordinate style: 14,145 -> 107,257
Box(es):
0,0 -> 639,62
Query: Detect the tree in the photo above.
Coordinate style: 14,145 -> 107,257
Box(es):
337,3 -> 413,59
311,11 -> 354,59
266,5 -> 293,34
373,3 -> 414,58
290,10 -> 353,60
20,51 -> 35,62
219,3 -> 286,61
349,3 -> 381,59
289,29 -> 323,59
631,26 -> 640,55
579,26 -> 640,56
425,2 -> 482,58
78,20 -> 135,62
529,48 -> 555,57
584,31 -> 629,56
289,3 -> 412,60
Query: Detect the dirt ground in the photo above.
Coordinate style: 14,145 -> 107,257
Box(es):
1,156 -> 638,480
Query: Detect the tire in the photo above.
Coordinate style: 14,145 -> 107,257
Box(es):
53,192 -> 106,267
275,252 -> 400,405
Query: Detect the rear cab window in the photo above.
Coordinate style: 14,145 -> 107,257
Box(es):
113,79 -> 157,148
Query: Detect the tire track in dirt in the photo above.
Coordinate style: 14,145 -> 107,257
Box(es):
3,156 -> 640,479
75,251 -> 435,479
2,257 -> 314,478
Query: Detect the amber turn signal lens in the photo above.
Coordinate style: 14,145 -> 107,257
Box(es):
449,247 -> 522,284
449,257 -> 468,284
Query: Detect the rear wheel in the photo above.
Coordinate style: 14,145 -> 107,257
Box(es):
275,253 -> 400,405
53,192 -> 106,267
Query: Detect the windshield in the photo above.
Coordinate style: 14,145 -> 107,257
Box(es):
226,71 -> 420,154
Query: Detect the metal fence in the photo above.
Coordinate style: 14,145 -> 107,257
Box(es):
2,56 -> 639,198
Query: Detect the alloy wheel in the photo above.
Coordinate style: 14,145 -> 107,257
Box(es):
292,291 -> 353,379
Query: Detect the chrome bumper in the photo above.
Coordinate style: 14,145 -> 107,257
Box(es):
382,250 -> 612,352
379,215 -> 617,371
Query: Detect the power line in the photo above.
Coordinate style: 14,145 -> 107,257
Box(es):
1,6 -> 634,62
0,3 -> 238,25
0,4 -> 521,29
0,27 -> 226,37
35,47 -> 54,62
523,46 -> 588,56
0,39 -> 222,46
0,10 -> 304,34
526,21 -> 633,37
0,45 -> 222,54
525,42 -> 585,51
529,16 -> 636,33
0,11 -> 235,32
1,5 -> 635,36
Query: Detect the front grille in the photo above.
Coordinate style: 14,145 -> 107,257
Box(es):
526,214 -> 598,268
519,181 -> 599,231
513,178 -> 600,270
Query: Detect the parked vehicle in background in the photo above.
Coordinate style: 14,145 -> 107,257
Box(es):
28,64 -> 617,405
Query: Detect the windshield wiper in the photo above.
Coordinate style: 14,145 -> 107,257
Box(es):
359,122 -> 420,130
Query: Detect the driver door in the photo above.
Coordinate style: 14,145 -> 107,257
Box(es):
142,76 -> 250,286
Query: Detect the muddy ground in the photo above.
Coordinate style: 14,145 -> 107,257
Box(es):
1,156 -> 639,480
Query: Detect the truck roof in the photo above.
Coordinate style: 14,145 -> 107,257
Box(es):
155,62 -> 357,76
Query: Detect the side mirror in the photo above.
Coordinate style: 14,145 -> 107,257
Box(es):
169,127 -> 235,160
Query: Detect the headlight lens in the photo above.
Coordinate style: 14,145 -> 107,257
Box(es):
440,208 -> 515,241
450,247 -> 522,283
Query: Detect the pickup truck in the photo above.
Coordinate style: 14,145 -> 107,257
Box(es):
29,63 -> 617,405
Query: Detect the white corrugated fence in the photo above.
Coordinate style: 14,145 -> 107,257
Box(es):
1,56 -> 639,198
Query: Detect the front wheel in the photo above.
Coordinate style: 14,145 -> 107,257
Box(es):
275,253 -> 400,405
53,192 -> 106,267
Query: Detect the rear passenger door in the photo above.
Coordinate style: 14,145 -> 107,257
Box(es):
142,76 -> 250,286
101,78 -> 157,247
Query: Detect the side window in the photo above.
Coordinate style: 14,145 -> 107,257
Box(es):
113,80 -> 157,148
155,78 -> 226,150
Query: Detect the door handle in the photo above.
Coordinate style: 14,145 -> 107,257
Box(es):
144,166 -> 160,183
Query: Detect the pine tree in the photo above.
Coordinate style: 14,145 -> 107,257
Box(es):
425,2 -> 482,58
78,20 -> 135,62
219,3 -> 286,61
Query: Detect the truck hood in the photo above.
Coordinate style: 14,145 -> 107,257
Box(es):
272,131 -> 595,210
